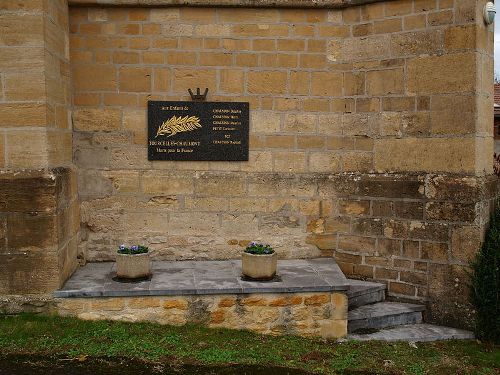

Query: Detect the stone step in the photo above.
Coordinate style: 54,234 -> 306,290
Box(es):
348,302 -> 425,333
347,323 -> 475,342
346,279 -> 386,309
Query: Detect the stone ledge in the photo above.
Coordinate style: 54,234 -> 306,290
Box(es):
68,0 -> 388,8
55,291 -> 348,338
54,258 -> 349,298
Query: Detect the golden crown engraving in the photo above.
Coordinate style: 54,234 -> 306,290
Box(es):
156,115 -> 201,138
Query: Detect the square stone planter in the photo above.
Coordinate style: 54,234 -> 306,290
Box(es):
116,252 -> 151,279
242,252 -> 277,280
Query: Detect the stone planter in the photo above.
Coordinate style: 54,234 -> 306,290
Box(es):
241,252 -> 277,280
116,252 -> 151,279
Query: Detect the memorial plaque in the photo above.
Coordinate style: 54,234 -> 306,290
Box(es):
148,101 -> 249,161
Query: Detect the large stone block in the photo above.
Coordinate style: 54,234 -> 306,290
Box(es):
373,138 -> 476,173
407,53 -> 476,94
168,212 -> 220,235
366,68 -> 404,95
444,25 -> 477,51
6,130 -> 49,169
0,13 -> 44,47
74,146 -> 110,169
427,264 -> 474,329
424,175 -> 490,202
311,72 -> 342,96
0,47 -> 45,71
390,30 -> 443,57
247,71 -> 287,94
430,94 -> 475,135
0,103 -> 47,128
6,213 -> 58,252
308,152 -> 341,173
251,111 -> 281,133
451,225 -> 482,264
0,170 -> 60,213
119,67 -> 152,92
78,170 -> 113,199
4,71 -> 46,101
142,171 -> 194,195
248,175 -> 317,197
425,202 -> 477,223
332,173 -> 424,199
72,65 -> 116,91
195,174 -> 246,196
0,253 -> 60,294
73,108 -> 121,132
172,69 -> 217,93
408,221 -> 449,242
327,35 -> 390,62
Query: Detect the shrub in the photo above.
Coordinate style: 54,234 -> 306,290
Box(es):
469,208 -> 500,343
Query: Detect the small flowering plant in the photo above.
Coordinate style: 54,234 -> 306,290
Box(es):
244,242 -> 274,255
117,244 -> 149,255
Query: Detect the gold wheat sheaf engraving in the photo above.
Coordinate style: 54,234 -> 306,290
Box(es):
156,115 -> 202,138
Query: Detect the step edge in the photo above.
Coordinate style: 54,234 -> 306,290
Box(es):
347,286 -> 386,298
346,324 -> 475,342
348,306 -> 425,321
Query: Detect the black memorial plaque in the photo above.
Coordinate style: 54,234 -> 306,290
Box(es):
148,101 -> 249,161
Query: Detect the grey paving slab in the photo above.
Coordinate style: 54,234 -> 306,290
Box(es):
195,278 -> 244,294
102,279 -> 152,297
150,268 -> 196,294
348,324 -> 475,342
152,261 -> 198,271
53,263 -> 112,297
54,258 -> 349,298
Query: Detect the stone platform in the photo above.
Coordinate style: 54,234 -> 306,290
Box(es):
55,258 -> 349,297
53,258 -> 349,338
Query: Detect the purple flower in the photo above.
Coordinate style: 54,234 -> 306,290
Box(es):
119,244 -> 126,250
131,245 -> 138,251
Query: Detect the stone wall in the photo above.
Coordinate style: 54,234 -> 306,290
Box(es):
0,1 -> 79,295
0,0 -> 496,330
67,0 -> 497,328
55,292 -> 348,338
0,169 -> 79,294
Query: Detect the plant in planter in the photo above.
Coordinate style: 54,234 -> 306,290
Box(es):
242,242 -> 277,281
116,244 -> 151,280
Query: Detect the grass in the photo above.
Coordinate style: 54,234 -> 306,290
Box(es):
0,314 -> 499,374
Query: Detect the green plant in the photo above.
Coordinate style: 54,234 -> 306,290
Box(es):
117,244 -> 149,255
469,207 -> 500,343
406,362 -> 425,375
244,242 -> 274,255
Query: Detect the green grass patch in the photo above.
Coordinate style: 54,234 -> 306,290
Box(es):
0,314 -> 498,374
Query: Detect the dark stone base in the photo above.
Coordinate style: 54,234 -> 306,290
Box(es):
0,168 -> 79,295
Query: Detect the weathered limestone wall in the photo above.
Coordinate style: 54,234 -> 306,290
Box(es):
55,292 -> 348,338
0,0 -> 73,168
0,1 -> 79,295
0,169 -> 79,294
0,0 -> 496,331
68,0 -> 497,328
